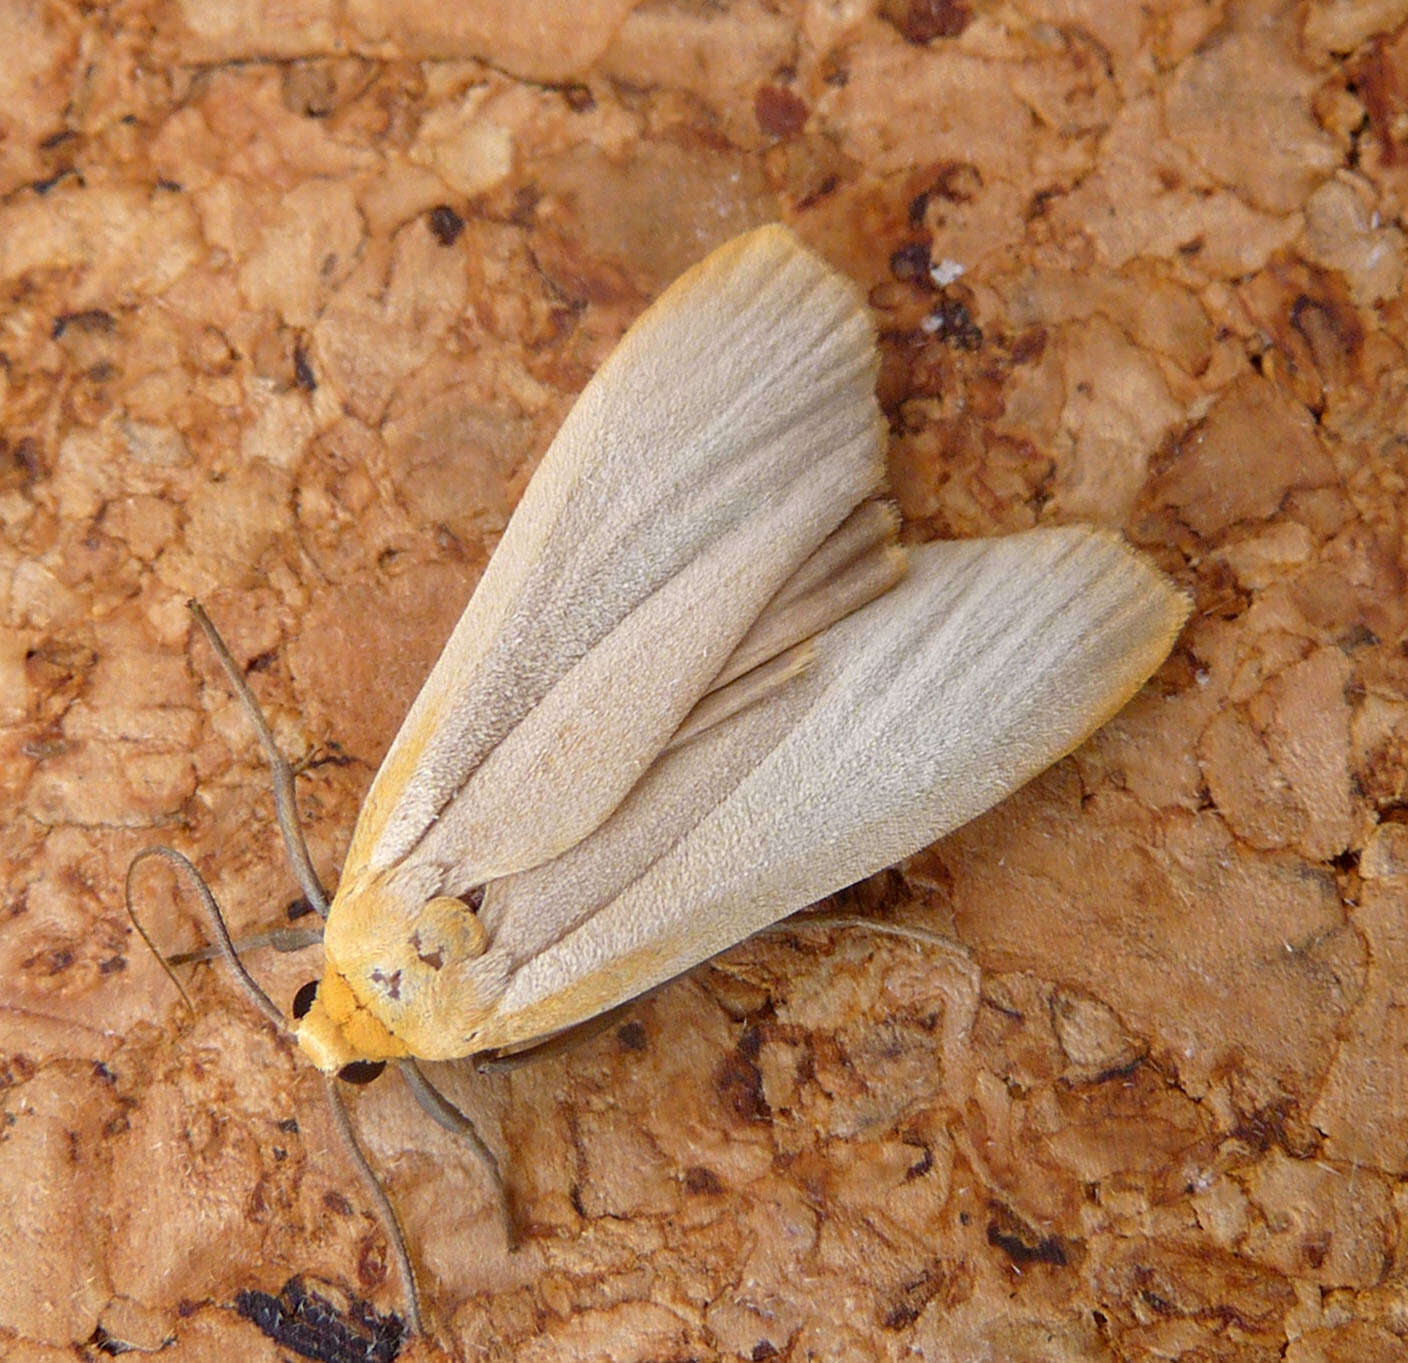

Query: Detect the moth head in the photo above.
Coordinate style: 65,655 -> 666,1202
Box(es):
292,964 -> 411,1073
286,978 -> 384,1084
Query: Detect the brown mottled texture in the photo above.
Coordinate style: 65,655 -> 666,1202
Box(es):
1,1 -> 1405,1359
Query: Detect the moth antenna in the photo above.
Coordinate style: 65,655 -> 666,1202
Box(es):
397,1060 -> 517,1251
124,849 -> 196,1014
187,600 -> 332,919
324,1075 -> 426,1336
125,846 -> 287,1031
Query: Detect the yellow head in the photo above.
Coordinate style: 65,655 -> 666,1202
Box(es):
293,965 -> 410,1071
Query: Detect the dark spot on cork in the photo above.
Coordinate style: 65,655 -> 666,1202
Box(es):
281,61 -> 343,118
755,84 -> 808,139
561,83 -> 595,112
323,1190 -> 354,1217
616,1020 -> 647,1052
357,1233 -> 388,1290
986,1208 -> 1069,1267
293,341 -> 316,391
1290,292 -> 1364,361
1010,327 -> 1047,365
1330,847 -> 1361,875
684,1165 -> 723,1195
1230,1102 -> 1291,1155
1088,1054 -> 1145,1086
936,162 -> 982,203
879,1262 -> 964,1331
908,163 -> 982,226
794,1047 -> 815,1086
882,1303 -> 921,1330
1026,186 -> 1060,220
2,437 -> 45,490
889,242 -> 931,282
716,1034 -> 770,1125
794,172 -> 841,211
881,0 -> 972,44
52,309 -> 115,340
1302,1231 -> 1331,1269
87,1324 -> 129,1354
24,946 -> 73,975
923,296 -> 983,350
1350,41 -> 1404,166
510,185 -> 539,226
33,168 -> 80,196
427,204 -> 465,247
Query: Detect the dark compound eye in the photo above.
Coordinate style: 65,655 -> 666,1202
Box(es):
291,979 -> 319,1020
338,1060 -> 387,1085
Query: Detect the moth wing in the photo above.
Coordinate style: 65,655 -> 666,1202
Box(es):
458,526 -> 1188,1052
341,226 -> 887,906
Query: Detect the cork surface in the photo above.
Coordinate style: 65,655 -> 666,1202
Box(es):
3,2 -> 1407,1359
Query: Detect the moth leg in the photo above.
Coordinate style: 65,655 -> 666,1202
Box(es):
480,915 -> 970,1079
771,910 -> 983,1098
397,1060 -> 517,1251
187,601 -> 332,918
474,989 -> 669,1074
324,1076 -> 425,1336
776,910 -> 970,959
477,911 -> 969,1074
164,924 -> 324,966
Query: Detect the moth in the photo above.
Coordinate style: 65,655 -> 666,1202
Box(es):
133,225 -> 1187,1333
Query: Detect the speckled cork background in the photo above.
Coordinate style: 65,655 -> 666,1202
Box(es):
2,1 -> 1406,1360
